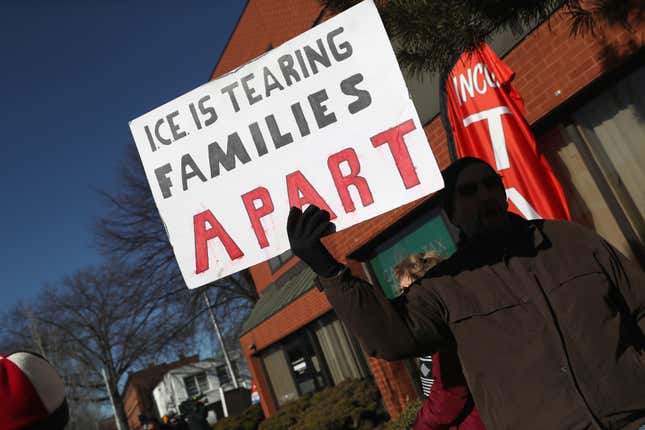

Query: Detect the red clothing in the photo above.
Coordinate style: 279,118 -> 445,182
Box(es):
444,43 -> 570,221
414,350 -> 485,430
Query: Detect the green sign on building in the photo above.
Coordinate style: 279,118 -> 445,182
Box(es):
368,213 -> 457,299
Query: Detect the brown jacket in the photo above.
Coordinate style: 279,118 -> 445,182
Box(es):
318,215 -> 645,430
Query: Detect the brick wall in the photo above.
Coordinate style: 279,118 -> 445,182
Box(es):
211,0 -> 324,79
123,386 -> 143,430
367,357 -> 419,418
219,0 -> 643,421
503,8 -> 643,125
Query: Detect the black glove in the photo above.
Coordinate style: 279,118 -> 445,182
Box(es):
287,205 -> 343,277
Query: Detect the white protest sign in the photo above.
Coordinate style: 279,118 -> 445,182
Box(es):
129,0 -> 444,289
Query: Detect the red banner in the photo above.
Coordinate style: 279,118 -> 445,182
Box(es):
444,43 -> 570,220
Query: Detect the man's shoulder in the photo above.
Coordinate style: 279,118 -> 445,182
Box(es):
535,218 -> 601,244
423,251 -> 471,279
529,218 -> 611,265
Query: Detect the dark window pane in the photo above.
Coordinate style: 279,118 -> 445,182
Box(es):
216,365 -> 231,385
269,249 -> 293,273
196,372 -> 209,392
184,376 -> 199,397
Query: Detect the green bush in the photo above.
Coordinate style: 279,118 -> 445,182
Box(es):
299,379 -> 386,430
258,393 -> 313,430
384,399 -> 423,430
259,379 -> 389,430
212,404 -> 264,430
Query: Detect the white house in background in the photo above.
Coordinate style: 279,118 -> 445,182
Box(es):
152,353 -> 252,423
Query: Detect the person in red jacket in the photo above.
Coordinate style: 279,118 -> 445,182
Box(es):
395,253 -> 485,430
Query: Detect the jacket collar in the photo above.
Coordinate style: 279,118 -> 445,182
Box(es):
458,212 -> 546,257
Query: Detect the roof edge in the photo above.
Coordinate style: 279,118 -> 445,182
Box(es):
208,0 -> 251,82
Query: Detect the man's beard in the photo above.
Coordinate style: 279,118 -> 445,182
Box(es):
474,202 -> 509,238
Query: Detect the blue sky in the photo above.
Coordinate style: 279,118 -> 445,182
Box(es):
0,1 -> 247,314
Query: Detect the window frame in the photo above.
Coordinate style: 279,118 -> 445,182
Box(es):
216,364 -> 231,386
268,249 -> 293,273
183,371 -> 210,397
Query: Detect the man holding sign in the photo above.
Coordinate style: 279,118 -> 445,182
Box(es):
129,0 -> 443,288
289,157 -> 645,430
129,0 -> 645,428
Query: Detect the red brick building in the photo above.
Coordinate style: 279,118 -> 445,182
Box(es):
122,355 -> 198,430
210,0 -> 644,419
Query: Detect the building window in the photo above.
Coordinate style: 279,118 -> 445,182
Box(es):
260,325 -> 333,406
183,372 -> 209,397
283,331 -> 327,396
269,250 -> 293,273
313,313 -> 369,386
216,364 -> 231,385
259,314 -> 369,409
261,345 -> 299,406
540,64 -> 645,267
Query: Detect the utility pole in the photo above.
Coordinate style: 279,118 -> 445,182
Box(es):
202,291 -> 239,389
101,367 -> 126,430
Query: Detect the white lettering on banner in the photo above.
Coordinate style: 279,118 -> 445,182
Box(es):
463,106 -> 512,170
506,187 -> 542,220
452,62 -> 500,105
462,106 -> 544,220
451,55 -> 544,221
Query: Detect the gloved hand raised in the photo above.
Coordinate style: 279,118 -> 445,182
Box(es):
287,205 -> 343,278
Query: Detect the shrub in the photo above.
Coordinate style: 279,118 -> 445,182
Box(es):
298,379 -> 385,430
259,379 -> 389,430
258,393 -> 313,430
384,399 -> 423,430
212,404 -> 264,430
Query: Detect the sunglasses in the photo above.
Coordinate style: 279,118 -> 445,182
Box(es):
457,173 -> 504,197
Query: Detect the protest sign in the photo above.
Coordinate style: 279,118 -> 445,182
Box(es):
129,0 -> 444,288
